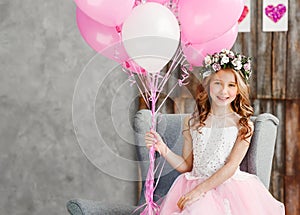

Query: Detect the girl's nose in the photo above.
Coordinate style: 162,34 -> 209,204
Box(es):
221,85 -> 228,94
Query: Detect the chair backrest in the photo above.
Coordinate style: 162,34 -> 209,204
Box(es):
133,109 -> 279,205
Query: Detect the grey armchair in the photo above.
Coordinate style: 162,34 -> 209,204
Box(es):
67,109 -> 279,215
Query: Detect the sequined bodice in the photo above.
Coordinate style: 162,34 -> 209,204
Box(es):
186,126 -> 238,179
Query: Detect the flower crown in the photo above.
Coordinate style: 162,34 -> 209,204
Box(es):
201,49 -> 252,83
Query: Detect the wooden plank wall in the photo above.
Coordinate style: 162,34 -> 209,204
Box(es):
232,1 -> 300,214
139,0 -> 300,214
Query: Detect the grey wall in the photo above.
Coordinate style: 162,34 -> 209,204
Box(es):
0,0 -> 139,214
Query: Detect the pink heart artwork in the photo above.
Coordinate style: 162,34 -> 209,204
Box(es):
238,6 -> 249,23
265,4 -> 287,23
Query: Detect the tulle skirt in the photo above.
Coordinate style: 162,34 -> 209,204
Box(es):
159,171 -> 285,215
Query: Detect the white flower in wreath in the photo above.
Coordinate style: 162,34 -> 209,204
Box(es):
203,70 -> 213,78
213,57 -> 219,63
232,59 -> 242,70
221,49 -> 230,54
228,51 -> 235,59
220,56 -> 229,65
204,56 -> 212,65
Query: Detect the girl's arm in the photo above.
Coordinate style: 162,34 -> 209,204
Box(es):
177,121 -> 254,210
145,116 -> 193,173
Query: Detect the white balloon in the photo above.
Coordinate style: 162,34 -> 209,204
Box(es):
121,2 -> 180,73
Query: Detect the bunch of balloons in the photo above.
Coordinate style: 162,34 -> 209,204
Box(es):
75,0 -> 244,71
74,1 -> 244,214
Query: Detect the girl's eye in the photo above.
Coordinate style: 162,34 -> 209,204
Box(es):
229,84 -> 236,87
214,82 -> 221,85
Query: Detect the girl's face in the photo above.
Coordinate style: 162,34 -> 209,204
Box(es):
209,69 -> 238,107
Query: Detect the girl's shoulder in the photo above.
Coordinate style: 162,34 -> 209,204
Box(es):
234,112 -> 254,124
234,113 -> 254,132
184,114 -> 201,129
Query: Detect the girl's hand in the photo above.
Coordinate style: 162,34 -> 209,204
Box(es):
177,188 -> 203,210
145,129 -> 168,157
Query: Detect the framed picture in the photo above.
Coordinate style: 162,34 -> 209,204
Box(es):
238,0 -> 251,32
262,0 -> 288,32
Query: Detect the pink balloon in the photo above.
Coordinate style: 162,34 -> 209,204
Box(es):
76,7 -> 119,52
182,23 -> 238,67
74,0 -> 135,27
146,0 -> 168,4
178,0 -> 244,44
76,7 -> 129,63
77,7 -> 145,73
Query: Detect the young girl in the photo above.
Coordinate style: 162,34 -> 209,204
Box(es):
145,49 -> 285,214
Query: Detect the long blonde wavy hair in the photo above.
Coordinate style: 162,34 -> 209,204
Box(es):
188,68 -> 254,141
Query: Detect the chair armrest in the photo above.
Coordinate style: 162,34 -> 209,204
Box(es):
66,199 -> 138,215
247,113 -> 279,189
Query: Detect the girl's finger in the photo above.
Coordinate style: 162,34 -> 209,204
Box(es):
177,196 -> 185,209
151,130 -> 159,137
144,137 -> 152,141
145,134 -> 153,139
149,129 -> 157,136
177,195 -> 191,210
180,199 -> 189,210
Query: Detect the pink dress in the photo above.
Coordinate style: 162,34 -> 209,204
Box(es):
159,126 -> 285,215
